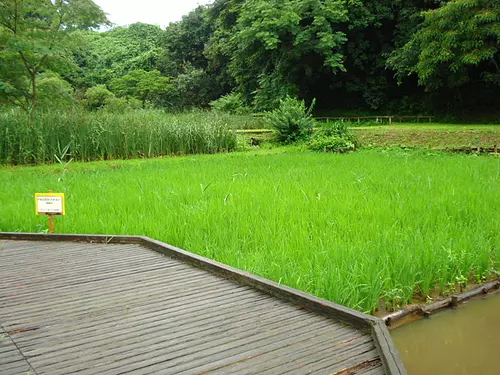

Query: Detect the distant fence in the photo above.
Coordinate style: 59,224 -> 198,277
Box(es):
314,116 -> 435,125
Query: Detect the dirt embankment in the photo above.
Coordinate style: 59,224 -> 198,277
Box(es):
355,129 -> 500,149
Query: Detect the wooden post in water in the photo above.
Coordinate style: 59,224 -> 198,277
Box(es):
450,296 -> 459,309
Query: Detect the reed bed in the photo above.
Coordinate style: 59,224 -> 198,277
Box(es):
0,109 -> 237,165
1,149 -> 498,313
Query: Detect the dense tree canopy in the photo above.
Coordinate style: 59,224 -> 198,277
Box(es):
0,0 -> 108,112
388,0 -> 500,90
1,0 -> 499,116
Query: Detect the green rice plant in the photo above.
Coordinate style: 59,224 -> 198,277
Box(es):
0,109 -> 237,165
1,148 -> 498,313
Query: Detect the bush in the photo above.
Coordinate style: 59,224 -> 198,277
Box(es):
103,97 -> 143,113
264,97 -> 315,143
308,122 -> 358,153
37,72 -> 74,109
84,85 -> 115,110
210,93 -> 251,115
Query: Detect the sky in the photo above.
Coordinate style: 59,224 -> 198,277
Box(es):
93,0 -> 213,28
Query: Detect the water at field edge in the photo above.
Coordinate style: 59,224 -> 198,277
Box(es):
391,293 -> 500,375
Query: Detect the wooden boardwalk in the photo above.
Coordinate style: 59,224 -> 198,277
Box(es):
0,234 -> 406,375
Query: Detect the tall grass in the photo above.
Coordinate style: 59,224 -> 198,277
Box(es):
0,109 -> 237,165
1,149 -> 498,313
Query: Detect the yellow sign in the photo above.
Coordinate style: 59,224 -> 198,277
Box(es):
35,193 -> 65,215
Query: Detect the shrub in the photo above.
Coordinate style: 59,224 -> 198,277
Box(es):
37,72 -> 74,109
308,122 -> 358,153
103,97 -> 143,113
84,85 -> 115,110
264,97 -> 315,143
210,93 -> 251,115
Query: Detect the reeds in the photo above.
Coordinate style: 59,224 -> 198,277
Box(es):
0,109 -> 237,165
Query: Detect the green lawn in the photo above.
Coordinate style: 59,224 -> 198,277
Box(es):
1,148 -> 499,313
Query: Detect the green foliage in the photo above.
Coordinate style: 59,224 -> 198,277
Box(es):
308,122 -> 358,153
264,97 -> 316,143
159,7 -> 212,75
103,96 -> 142,113
210,92 -> 251,115
73,23 -> 164,88
37,72 -> 74,109
110,69 -> 172,105
0,109 -> 237,165
388,0 -> 500,90
84,85 -> 115,110
163,66 -> 218,109
230,0 -> 348,108
0,0 -> 108,112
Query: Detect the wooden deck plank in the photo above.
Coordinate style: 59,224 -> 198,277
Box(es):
22,293 -> 278,361
1,269 -> 220,315
12,287 -> 258,346
23,302 -> 290,372
0,327 -> 35,375
95,318 -> 339,375
0,237 -> 397,375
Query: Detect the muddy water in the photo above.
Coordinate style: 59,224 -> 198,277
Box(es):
391,293 -> 500,375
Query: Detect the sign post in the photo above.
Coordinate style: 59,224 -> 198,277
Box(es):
35,191 -> 65,233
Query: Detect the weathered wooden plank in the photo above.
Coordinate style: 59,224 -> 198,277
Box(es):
372,321 -> 406,375
30,302 -> 296,373
177,332 -> 373,375
0,255 -> 180,289
0,360 -> 34,374
0,266 -> 203,311
309,347 -> 382,375
12,286 -> 256,346
2,277 -> 233,331
96,318 -> 338,375
0,235 -> 406,375
22,292 -> 277,360
0,327 -> 34,375
204,328 -> 362,375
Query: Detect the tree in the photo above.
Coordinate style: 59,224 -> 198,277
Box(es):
388,0 -> 500,91
157,6 -> 229,109
0,0 -> 108,113
228,0 -> 349,109
84,84 -> 115,110
110,69 -> 172,105
159,6 -> 212,76
37,72 -> 74,109
74,23 -> 163,88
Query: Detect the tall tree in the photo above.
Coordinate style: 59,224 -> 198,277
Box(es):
0,0 -> 108,113
158,6 -> 226,108
110,69 -> 172,105
228,0 -> 349,109
388,0 -> 500,91
73,23 -> 163,89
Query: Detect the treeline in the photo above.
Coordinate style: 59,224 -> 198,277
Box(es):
1,0 -> 499,117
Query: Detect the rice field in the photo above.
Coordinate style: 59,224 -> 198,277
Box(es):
1,148 -> 499,313
0,109 -> 237,165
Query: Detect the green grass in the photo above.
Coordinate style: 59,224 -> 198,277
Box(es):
0,109 -> 237,165
1,148 -> 499,313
